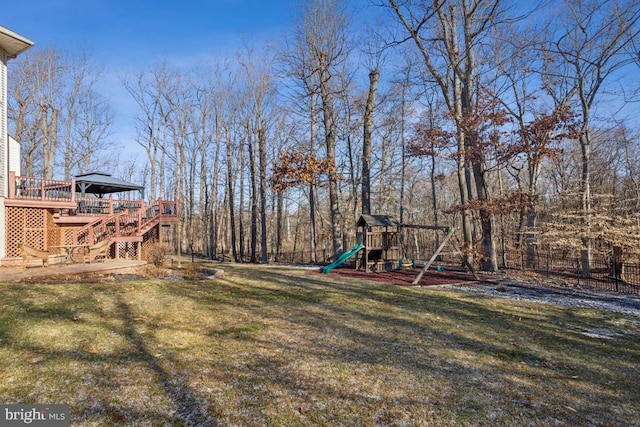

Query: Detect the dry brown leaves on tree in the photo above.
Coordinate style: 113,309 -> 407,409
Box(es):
271,149 -> 336,191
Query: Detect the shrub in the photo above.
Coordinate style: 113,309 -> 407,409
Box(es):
183,262 -> 200,279
144,264 -> 167,278
147,243 -> 171,268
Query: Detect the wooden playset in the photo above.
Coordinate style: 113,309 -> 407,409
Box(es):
355,214 -> 459,283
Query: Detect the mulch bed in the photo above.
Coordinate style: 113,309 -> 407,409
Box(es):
323,265 -> 482,287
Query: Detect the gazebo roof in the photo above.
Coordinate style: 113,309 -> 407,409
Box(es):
0,25 -> 33,59
74,171 -> 144,196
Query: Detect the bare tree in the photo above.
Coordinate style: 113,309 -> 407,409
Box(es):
225,124 -> 240,262
200,63 -> 237,260
239,46 -> 276,263
72,89 -> 115,174
392,54 -> 418,258
9,54 -> 40,176
361,68 -> 379,215
187,68 -> 217,257
545,0 -> 640,269
62,51 -> 97,178
124,63 -> 180,201
490,21 -> 576,268
9,48 -> 113,179
294,0 -> 352,257
245,119 -> 259,263
36,50 -> 61,179
386,0 -> 512,271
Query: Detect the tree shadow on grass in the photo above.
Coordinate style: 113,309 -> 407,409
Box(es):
5,269 -> 637,425
113,295 -> 220,426
171,265 -> 640,425
0,283 -> 220,426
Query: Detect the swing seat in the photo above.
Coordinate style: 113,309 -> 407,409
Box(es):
400,259 -> 414,269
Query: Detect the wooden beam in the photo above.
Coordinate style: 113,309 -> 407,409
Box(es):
450,235 -> 480,280
400,224 -> 450,230
412,227 -> 455,285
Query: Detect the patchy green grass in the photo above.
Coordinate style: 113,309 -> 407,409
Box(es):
1,263 -> 639,426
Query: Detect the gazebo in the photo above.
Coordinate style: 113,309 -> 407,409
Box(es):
75,172 -> 144,198
70,172 -> 145,215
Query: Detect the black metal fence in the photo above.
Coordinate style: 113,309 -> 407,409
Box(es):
235,248 -> 640,296
575,258 -> 640,295
507,252 -> 640,295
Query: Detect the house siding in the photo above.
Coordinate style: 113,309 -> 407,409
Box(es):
9,136 -> 20,175
0,49 -> 7,259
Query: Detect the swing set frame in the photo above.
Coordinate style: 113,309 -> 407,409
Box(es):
357,215 -> 478,284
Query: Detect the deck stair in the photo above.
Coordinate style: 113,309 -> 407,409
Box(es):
3,173 -> 179,263
74,199 -> 178,246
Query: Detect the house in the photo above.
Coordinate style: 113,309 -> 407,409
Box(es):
0,25 -> 33,261
0,25 -> 179,266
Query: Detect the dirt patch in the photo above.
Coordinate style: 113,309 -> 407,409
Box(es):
18,272 -> 150,284
12,267 -> 224,284
322,265 -> 481,286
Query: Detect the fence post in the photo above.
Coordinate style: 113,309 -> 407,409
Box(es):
612,246 -> 623,292
546,252 -> 550,277
580,250 -> 591,279
71,178 -> 76,202
9,171 -> 15,198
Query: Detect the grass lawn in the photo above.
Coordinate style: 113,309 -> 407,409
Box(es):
1,263 -> 639,426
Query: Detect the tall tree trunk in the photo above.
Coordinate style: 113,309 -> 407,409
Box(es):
308,181 -> 318,263
454,90 -> 474,268
362,68 -> 379,215
148,127 -> 157,201
579,129 -> 592,276
225,127 -> 238,262
319,55 -> 342,257
524,161 -> 542,268
247,125 -> 258,263
158,138 -> 166,199
41,104 -> 58,179
199,146 -> 207,256
210,123 -> 222,259
430,152 -> 440,249
471,161 -> 497,271
308,94 -> 318,263
239,136 -> 246,262
258,119 -> 269,263
275,189 -> 284,261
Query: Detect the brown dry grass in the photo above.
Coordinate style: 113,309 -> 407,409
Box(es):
1,263 -> 639,426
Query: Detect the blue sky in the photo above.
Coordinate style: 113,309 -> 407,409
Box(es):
2,0 -> 305,162
3,0 -> 380,165
3,0 -> 296,66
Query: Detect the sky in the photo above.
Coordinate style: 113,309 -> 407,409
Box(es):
3,0 -> 296,65
1,0 -> 303,163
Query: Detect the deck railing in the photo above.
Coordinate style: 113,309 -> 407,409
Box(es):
8,173 -> 178,244
9,172 -> 75,202
8,172 -> 176,214
73,198 -> 179,245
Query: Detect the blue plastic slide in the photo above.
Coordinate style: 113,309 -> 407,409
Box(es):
322,244 -> 365,274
